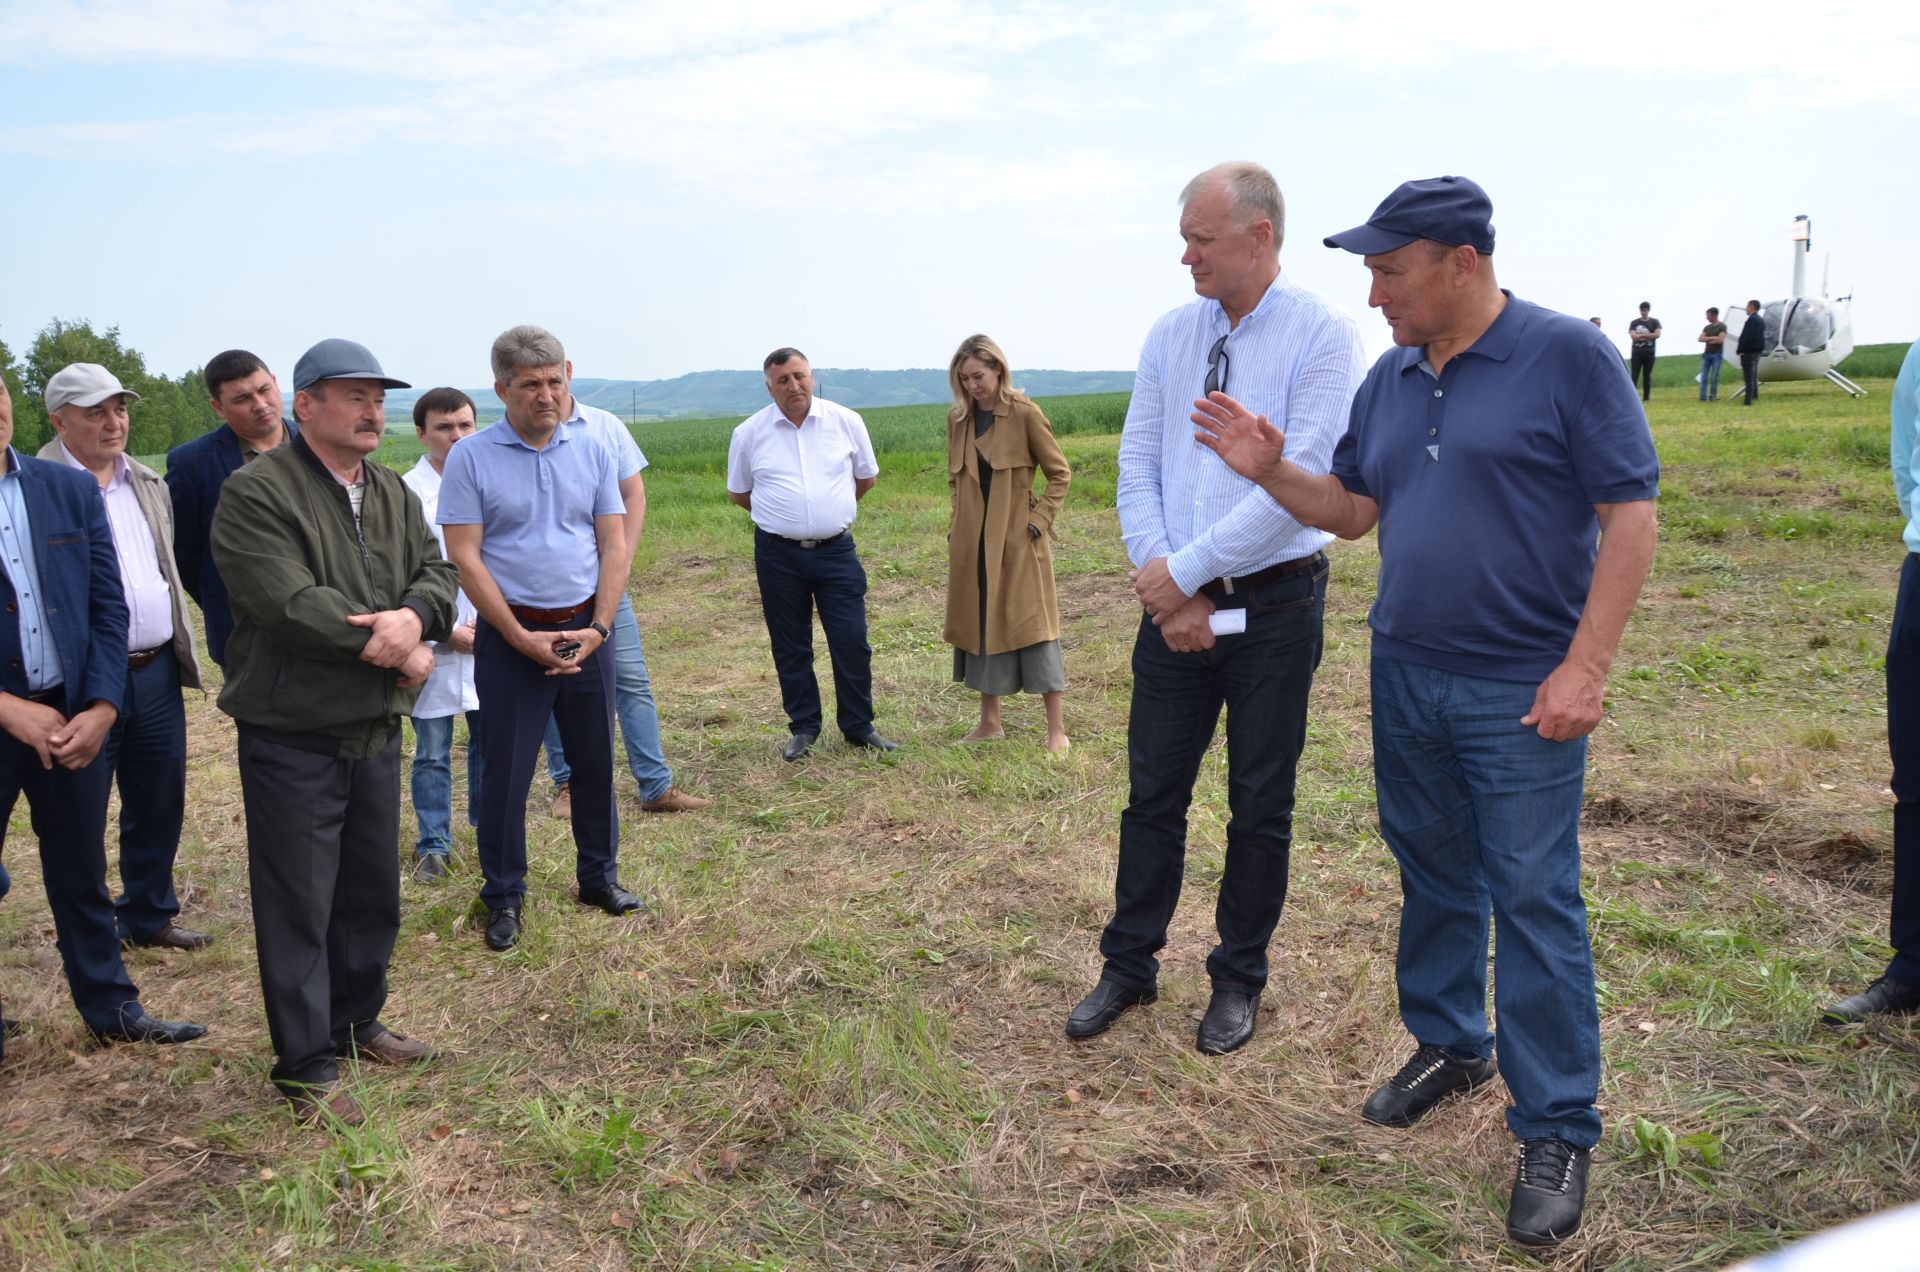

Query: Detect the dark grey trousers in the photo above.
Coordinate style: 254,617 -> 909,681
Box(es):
237,724 -> 401,1093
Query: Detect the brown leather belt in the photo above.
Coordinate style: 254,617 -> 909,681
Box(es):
507,599 -> 594,625
1198,552 -> 1324,598
128,645 -> 169,670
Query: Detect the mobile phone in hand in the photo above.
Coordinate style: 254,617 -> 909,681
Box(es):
554,640 -> 582,660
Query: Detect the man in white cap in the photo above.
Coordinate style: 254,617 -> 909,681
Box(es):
41,364 -> 209,952
212,338 -> 458,1124
0,371 -> 206,1052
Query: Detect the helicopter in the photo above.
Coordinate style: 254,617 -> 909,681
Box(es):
1734,214 -> 1862,399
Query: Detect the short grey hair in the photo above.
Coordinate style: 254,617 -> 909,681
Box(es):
491,325 -> 566,385
1180,161 -> 1285,254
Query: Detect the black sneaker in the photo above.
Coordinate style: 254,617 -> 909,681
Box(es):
1506,1137 -> 1591,1247
1361,1043 -> 1498,1128
1820,975 -> 1920,1025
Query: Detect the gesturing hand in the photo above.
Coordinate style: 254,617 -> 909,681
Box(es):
1191,391 -> 1288,485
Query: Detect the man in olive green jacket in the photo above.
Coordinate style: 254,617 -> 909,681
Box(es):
211,338 -> 456,1125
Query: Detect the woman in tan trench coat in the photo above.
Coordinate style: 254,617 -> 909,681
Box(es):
944,335 -> 1073,753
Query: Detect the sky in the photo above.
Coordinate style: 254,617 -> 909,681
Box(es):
1,0 -> 1916,391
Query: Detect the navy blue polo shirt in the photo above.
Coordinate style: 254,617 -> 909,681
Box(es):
1331,294 -> 1659,682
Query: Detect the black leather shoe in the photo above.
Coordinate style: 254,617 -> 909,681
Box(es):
1506,1137 -> 1591,1247
1820,975 -> 1920,1025
485,906 -> 521,951
1195,990 -> 1259,1055
89,1010 -> 208,1046
578,883 -> 646,916
129,924 -> 214,951
1362,1043 -> 1499,1128
783,732 -> 818,762
849,731 -> 900,753
411,854 -> 450,883
1065,978 -> 1157,1040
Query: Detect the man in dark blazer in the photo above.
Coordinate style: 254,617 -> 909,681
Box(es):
164,350 -> 296,668
0,373 -> 206,1050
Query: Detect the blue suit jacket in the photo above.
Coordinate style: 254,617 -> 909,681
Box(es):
165,420 -> 296,667
0,452 -> 128,719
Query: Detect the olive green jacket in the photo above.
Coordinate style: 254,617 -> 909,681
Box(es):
211,434 -> 457,758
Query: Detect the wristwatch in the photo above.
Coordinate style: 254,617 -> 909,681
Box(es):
589,621 -> 611,640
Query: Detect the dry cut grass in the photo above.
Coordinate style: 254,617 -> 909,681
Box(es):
3,383 -> 1919,1269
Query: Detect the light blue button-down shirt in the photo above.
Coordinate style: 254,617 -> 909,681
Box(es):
1116,272 -> 1365,596
1893,339 -> 1920,554
0,447 -> 63,691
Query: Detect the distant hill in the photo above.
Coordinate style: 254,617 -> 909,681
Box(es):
385,368 -> 1135,423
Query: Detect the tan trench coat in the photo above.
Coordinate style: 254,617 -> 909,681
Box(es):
943,394 -> 1071,656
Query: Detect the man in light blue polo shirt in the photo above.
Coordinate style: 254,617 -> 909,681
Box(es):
1192,176 -> 1658,1248
438,325 -> 639,953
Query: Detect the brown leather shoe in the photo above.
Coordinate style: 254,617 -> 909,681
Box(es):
130,924 -> 214,951
640,786 -> 712,813
549,783 -> 572,819
353,1028 -> 433,1066
287,1082 -> 364,1126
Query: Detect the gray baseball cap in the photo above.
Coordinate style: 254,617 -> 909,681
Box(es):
45,363 -> 142,413
292,338 -> 411,392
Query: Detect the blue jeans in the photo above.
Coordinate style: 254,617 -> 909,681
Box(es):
1699,352 -> 1724,400
1371,656 -> 1601,1148
542,593 -> 672,801
408,710 -> 482,859
1099,560 -> 1326,993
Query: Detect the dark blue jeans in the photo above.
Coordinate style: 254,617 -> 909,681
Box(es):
1099,561 -> 1326,994
1371,656 -> 1601,1149
100,646 -> 188,942
472,614 -> 620,911
1883,554 -> 1920,985
752,528 -> 875,740
1699,352 -> 1724,401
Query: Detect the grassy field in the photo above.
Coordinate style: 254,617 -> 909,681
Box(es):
7,378 -> 1919,1269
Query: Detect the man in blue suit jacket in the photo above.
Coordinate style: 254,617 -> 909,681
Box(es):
165,350 -> 296,668
0,373 -> 206,1051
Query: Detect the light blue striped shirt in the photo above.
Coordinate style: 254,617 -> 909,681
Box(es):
0,448 -> 62,691
1117,271 -> 1365,596
1893,339 -> 1920,553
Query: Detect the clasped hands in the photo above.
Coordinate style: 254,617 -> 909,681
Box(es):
346,608 -> 435,687
508,623 -> 605,677
0,692 -> 117,770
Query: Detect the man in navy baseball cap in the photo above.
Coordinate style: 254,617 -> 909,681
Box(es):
1189,173 -> 1658,1247
1323,175 -> 1495,256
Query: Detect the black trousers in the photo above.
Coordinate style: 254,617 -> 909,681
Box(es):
1100,563 -> 1327,993
1629,348 -> 1656,400
752,527 -> 875,739
472,614 -> 620,911
237,724 -> 400,1092
1742,353 -> 1761,404
1885,554 -> 1920,986
1,730 -> 142,1032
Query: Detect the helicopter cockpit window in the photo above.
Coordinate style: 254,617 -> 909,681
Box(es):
1763,300 -> 1835,355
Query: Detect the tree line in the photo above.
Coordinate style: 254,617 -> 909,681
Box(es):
0,318 -> 219,458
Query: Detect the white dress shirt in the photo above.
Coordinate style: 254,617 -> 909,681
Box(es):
1116,271 -> 1365,597
55,442 -> 175,652
403,457 -> 479,718
726,397 -> 879,540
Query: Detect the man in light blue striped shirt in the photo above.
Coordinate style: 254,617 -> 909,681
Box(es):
1066,161 -> 1364,1057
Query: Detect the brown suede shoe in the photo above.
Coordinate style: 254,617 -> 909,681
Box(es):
353,1028 -> 433,1066
549,784 -> 572,820
640,786 -> 712,813
287,1082 -> 364,1127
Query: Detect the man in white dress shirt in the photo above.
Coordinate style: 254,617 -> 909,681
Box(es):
726,348 -> 896,761
401,388 -> 481,883
41,363 -> 211,950
1064,162 -> 1365,1056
